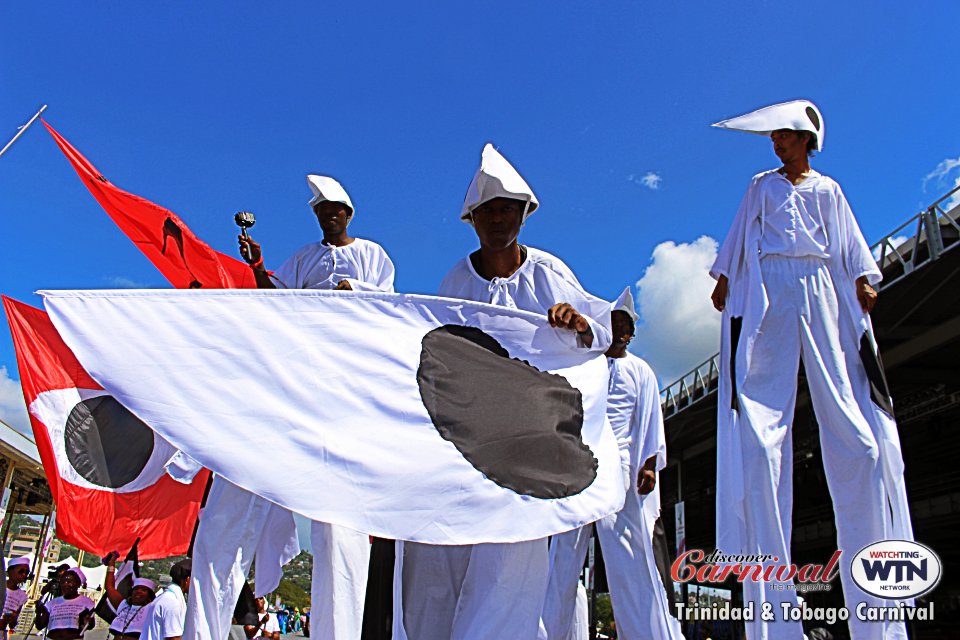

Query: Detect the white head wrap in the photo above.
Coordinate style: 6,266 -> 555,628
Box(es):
66,566 -> 86,583
132,577 -> 157,591
461,144 -> 539,223
7,557 -> 31,568
306,175 -> 355,215
712,99 -> 824,151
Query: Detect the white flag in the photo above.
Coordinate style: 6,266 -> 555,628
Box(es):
41,289 -> 623,545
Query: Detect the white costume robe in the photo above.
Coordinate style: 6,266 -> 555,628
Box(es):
540,354 -> 683,640
711,170 -> 912,640
399,247 -> 612,640
185,237 -> 395,640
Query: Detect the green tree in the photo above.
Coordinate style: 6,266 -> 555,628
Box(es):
595,592 -> 616,636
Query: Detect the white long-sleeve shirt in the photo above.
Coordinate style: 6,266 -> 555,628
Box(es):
273,238 -> 395,292
606,353 -> 667,486
438,246 -> 611,352
711,169 -> 881,286
759,170 -> 829,259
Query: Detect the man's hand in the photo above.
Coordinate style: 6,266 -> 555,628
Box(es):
335,280 -> 353,291
548,303 -> 590,333
79,609 -> 95,631
238,234 -> 263,266
638,469 -> 656,495
711,275 -> 728,312
548,303 -> 593,347
856,276 -> 878,313
638,455 -> 657,495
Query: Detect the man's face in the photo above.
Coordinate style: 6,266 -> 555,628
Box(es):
471,197 -> 525,250
60,572 -> 80,596
130,586 -> 153,605
313,201 -> 352,236
257,596 -> 266,613
9,565 -> 29,585
771,129 -> 808,163
610,310 -> 635,349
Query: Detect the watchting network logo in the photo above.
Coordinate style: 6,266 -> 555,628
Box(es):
851,540 -> 942,600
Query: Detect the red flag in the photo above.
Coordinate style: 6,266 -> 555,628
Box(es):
3,296 -> 209,559
42,120 -> 255,289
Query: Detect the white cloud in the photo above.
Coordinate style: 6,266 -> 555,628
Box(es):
631,236 -> 722,385
923,157 -> 960,212
872,235 -> 909,262
103,275 -> 149,288
0,366 -> 31,436
628,172 -> 663,190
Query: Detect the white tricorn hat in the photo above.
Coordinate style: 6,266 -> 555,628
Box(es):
460,144 -> 539,223
132,577 -> 157,591
306,175 -> 354,214
712,100 -> 824,152
613,288 -> 639,323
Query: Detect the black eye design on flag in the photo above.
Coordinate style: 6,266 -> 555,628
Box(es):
64,396 -> 156,489
417,324 -> 597,499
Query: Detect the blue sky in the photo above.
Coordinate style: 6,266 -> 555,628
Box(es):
2,1 -> 959,437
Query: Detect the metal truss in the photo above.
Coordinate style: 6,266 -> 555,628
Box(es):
660,184 -> 960,418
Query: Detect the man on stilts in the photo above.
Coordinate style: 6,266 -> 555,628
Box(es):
710,99 -> 913,640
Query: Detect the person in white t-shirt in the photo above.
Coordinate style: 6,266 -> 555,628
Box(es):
141,560 -> 190,640
244,597 -> 280,640
1,557 -> 31,638
34,567 -> 96,640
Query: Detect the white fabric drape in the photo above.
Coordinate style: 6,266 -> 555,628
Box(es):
42,288 -> 623,545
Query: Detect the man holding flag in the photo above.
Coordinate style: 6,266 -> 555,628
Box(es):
399,144 -> 614,640
183,174 -> 395,640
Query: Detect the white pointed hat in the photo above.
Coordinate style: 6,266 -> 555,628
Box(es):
613,288 -> 639,323
712,100 -> 824,151
306,175 -> 354,214
460,144 -> 539,223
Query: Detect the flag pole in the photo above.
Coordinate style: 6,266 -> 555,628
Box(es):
0,104 -> 48,159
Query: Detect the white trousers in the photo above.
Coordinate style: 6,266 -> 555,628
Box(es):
540,492 -> 683,640
401,540 -> 549,640
184,477 -> 298,640
309,521 -> 372,640
737,256 -> 905,640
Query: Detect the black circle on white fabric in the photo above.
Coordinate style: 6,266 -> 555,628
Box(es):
805,106 -> 821,131
64,396 -> 155,489
417,324 -> 597,499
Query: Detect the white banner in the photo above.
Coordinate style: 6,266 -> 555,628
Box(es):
41,289 -> 623,545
